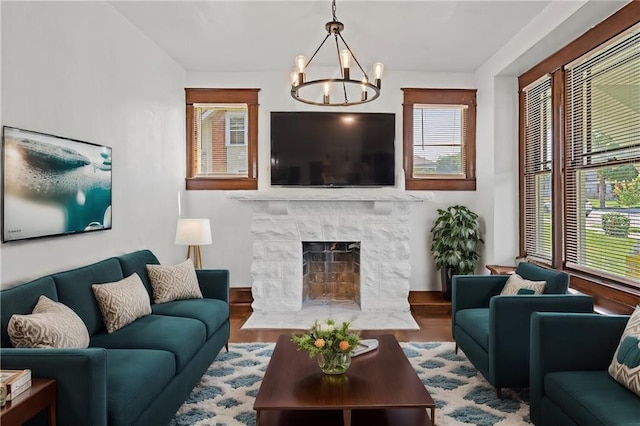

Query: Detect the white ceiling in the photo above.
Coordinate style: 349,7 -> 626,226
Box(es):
110,0 -> 559,73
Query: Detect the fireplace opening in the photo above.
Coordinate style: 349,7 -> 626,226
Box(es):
302,242 -> 361,307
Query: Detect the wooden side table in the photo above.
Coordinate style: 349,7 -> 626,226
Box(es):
486,265 -> 516,275
0,379 -> 56,426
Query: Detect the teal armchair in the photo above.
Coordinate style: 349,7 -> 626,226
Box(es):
451,262 -> 594,396
530,312 -> 638,425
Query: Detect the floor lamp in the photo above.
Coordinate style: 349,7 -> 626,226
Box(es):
175,218 -> 212,269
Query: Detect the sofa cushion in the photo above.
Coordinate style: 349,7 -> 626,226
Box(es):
146,259 -> 203,304
1,276 -> 58,348
8,295 -> 89,348
609,306 -> 640,396
500,273 -> 546,295
106,349 -> 175,426
92,273 -> 152,333
515,262 -> 568,294
152,298 -> 229,339
117,249 -> 160,301
545,371 -> 640,426
455,308 -> 489,350
53,257 -> 124,336
90,314 -> 206,371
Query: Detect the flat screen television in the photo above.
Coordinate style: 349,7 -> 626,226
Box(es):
270,112 -> 395,187
2,126 -> 112,242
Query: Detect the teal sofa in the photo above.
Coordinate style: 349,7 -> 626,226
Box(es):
530,312 -> 640,425
0,249 -> 230,426
451,262 -> 594,396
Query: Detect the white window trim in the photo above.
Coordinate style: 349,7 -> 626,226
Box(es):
225,111 -> 248,147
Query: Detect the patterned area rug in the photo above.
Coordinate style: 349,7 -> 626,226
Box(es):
170,342 -> 531,426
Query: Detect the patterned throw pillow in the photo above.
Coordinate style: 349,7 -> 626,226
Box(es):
609,306 -> 640,396
92,273 -> 152,333
8,295 -> 90,348
146,259 -> 203,304
499,273 -> 546,295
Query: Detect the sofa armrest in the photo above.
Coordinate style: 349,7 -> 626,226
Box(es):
196,269 -> 229,302
0,347 -> 108,426
489,294 -> 593,387
452,275 -> 508,339
529,312 -> 628,425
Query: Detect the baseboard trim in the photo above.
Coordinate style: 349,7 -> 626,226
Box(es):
230,288 -> 450,314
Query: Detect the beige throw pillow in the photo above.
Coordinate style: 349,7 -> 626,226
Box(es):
500,273 -> 546,295
92,273 -> 152,333
608,306 -> 640,396
146,259 -> 203,304
8,295 -> 90,348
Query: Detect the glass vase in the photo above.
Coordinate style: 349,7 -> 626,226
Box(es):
317,351 -> 351,374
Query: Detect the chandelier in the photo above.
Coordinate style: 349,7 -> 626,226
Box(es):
290,0 -> 383,106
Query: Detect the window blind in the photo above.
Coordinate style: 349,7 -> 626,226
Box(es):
523,76 -> 553,263
412,105 -> 467,178
565,25 -> 640,283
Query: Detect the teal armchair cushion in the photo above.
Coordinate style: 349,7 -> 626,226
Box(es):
106,349 -> 175,426
455,308 -> 489,350
53,258 -> 124,336
90,315 -> 206,371
544,371 -> 640,426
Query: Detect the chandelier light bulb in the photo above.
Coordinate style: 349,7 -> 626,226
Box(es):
290,72 -> 299,86
373,62 -> 384,79
373,62 -> 384,89
295,55 -> 307,73
324,82 -> 330,96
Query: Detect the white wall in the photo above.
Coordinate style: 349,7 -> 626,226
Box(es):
0,2 -> 187,287
186,70 -> 486,290
1,1 -> 621,291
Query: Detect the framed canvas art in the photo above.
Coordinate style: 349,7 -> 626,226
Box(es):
2,126 -> 112,242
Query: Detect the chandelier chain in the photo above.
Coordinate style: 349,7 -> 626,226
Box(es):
332,0 -> 337,22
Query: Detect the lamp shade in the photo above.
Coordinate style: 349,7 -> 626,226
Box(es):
175,219 -> 212,246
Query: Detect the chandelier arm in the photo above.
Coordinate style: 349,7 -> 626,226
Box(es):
305,33 -> 333,70
337,32 -> 371,82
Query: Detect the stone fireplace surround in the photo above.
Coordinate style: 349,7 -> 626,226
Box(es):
229,191 -> 426,313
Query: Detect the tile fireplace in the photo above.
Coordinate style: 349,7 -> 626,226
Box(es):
230,191 -> 427,313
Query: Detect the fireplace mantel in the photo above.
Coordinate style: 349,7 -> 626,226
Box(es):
237,190 -> 423,313
227,190 -> 430,214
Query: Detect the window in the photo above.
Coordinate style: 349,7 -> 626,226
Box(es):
564,26 -> 640,284
402,88 -> 476,190
185,88 -> 259,190
518,3 -> 639,292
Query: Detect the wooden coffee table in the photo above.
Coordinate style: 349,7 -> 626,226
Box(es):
254,334 -> 435,426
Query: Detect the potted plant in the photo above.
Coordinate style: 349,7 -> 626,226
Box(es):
291,319 -> 360,374
430,205 -> 483,300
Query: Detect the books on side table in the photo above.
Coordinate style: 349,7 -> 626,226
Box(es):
351,339 -> 379,357
0,369 -> 32,405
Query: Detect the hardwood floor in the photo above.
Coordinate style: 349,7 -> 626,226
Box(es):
229,307 -> 453,343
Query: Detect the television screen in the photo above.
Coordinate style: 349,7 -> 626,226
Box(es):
2,127 -> 112,242
270,112 -> 395,187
